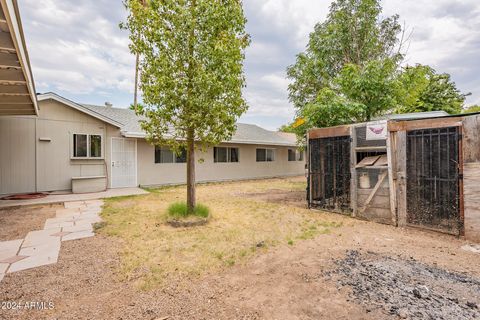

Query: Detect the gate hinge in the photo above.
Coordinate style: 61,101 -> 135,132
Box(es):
458,133 -> 463,140
458,173 -> 464,180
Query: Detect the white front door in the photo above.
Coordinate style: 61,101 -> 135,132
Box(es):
111,138 -> 137,188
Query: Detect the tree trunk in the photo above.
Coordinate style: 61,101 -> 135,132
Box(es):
186,128 -> 196,213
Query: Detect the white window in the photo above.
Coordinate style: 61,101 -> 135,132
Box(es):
256,148 -> 275,162
155,146 -> 186,163
214,147 -> 239,163
72,134 -> 102,158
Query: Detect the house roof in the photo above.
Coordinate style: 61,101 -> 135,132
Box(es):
36,92 -> 297,146
80,103 -> 298,147
0,0 -> 38,116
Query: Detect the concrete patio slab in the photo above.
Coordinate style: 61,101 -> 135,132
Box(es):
62,230 -> 95,242
0,187 -> 147,209
0,239 -> 23,260
23,229 -> 61,248
64,201 -> 86,209
0,255 -> 28,264
44,220 -> 74,229
0,263 -> 8,274
63,224 -> 93,233
8,252 -> 59,273
0,199 -> 104,281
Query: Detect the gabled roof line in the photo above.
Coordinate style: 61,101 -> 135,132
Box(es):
37,92 -> 123,128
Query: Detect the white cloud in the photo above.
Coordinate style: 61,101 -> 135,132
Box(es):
17,0 -> 480,126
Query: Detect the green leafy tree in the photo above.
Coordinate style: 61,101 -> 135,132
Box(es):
463,105 -> 480,113
287,0 -> 403,111
122,0 -> 249,212
395,65 -> 467,114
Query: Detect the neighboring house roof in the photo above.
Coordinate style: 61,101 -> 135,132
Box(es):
36,92 -> 297,147
0,0 -> 38,116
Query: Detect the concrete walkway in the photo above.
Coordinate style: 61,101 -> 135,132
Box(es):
0,200 -> 103,283
0,187 -> 148,209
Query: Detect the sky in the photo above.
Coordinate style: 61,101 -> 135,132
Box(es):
19,0 -> 480,130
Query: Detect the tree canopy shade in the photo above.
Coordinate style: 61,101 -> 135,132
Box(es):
286,0 -> 403,111
394,64 -> 468,115
284,0 -> 469,138
122,0 -> 249,211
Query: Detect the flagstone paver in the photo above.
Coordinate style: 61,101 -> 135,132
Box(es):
0,239 -> 23,260
0,200 -> 103,282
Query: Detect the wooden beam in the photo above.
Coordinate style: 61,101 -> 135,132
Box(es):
0,109 -> 36,115
0,94 -> 32,104
308,124 -> 351,139
0,51 -> 19,66
0,68 -> 25,81
388,117 -> 463,132
0,102 -> 35,109
0,79 -> 25,85
0,83 -> 28,94
0,20 -> 7,33
0,30 -> 14,51
360,171 -> 388,214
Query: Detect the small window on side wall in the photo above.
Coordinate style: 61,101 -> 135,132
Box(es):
155,146 -> 186,163
256,148 -> 275,162
73,134 -> 88,157
214,147 -> 239,163
288,149 -> 296,161
73,134 -> 102,158
90,135 -> 102,158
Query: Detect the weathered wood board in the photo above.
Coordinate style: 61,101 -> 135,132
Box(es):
464,162 -> 480,242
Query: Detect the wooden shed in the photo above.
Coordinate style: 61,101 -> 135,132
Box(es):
307,112 -> 480,242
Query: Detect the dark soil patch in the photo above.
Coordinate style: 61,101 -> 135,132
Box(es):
328,250 -> 480,320
0,204 -> 60,241
238,189 -> 307,208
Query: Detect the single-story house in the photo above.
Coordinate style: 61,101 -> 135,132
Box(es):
0,92 -> 305,195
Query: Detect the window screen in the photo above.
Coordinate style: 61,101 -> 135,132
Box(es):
257,148 -> 275,162
288,149 -> 296,161
73,134 -> 88,157
90,135 -> 102,158
214,147 -> 239,163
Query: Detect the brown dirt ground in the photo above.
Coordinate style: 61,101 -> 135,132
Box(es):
0,204 -> 60,241
1,179 -> 480,320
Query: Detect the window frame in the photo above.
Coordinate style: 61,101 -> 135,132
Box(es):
288,149 -> 296,162
71,133 -> 103,159
214,147 -> 239,163
154,146 -> 187,164
256,148 -> 275,162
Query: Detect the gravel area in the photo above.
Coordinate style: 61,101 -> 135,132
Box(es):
329,250 -> 480,319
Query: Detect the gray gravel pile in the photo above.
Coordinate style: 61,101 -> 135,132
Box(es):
329,250 -> 480,319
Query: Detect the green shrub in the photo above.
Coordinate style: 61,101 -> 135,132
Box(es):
167,202 -> 210,218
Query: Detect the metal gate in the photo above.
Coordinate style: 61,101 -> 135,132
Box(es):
309,136 -> 351,213
406,127 -> 462,234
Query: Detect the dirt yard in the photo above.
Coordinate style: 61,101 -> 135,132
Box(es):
0,177 -> 479,320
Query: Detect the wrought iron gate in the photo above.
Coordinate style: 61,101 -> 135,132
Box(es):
406,127 -> 462,234
309,136 -> 351,213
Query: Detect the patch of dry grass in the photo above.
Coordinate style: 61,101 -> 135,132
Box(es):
99,177 -> 343,289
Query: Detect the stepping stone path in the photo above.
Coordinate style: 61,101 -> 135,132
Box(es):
0,200 -> 103,283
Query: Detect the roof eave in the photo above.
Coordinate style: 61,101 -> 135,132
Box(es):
122,131 -> 297,147
0,0 -> 38,116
